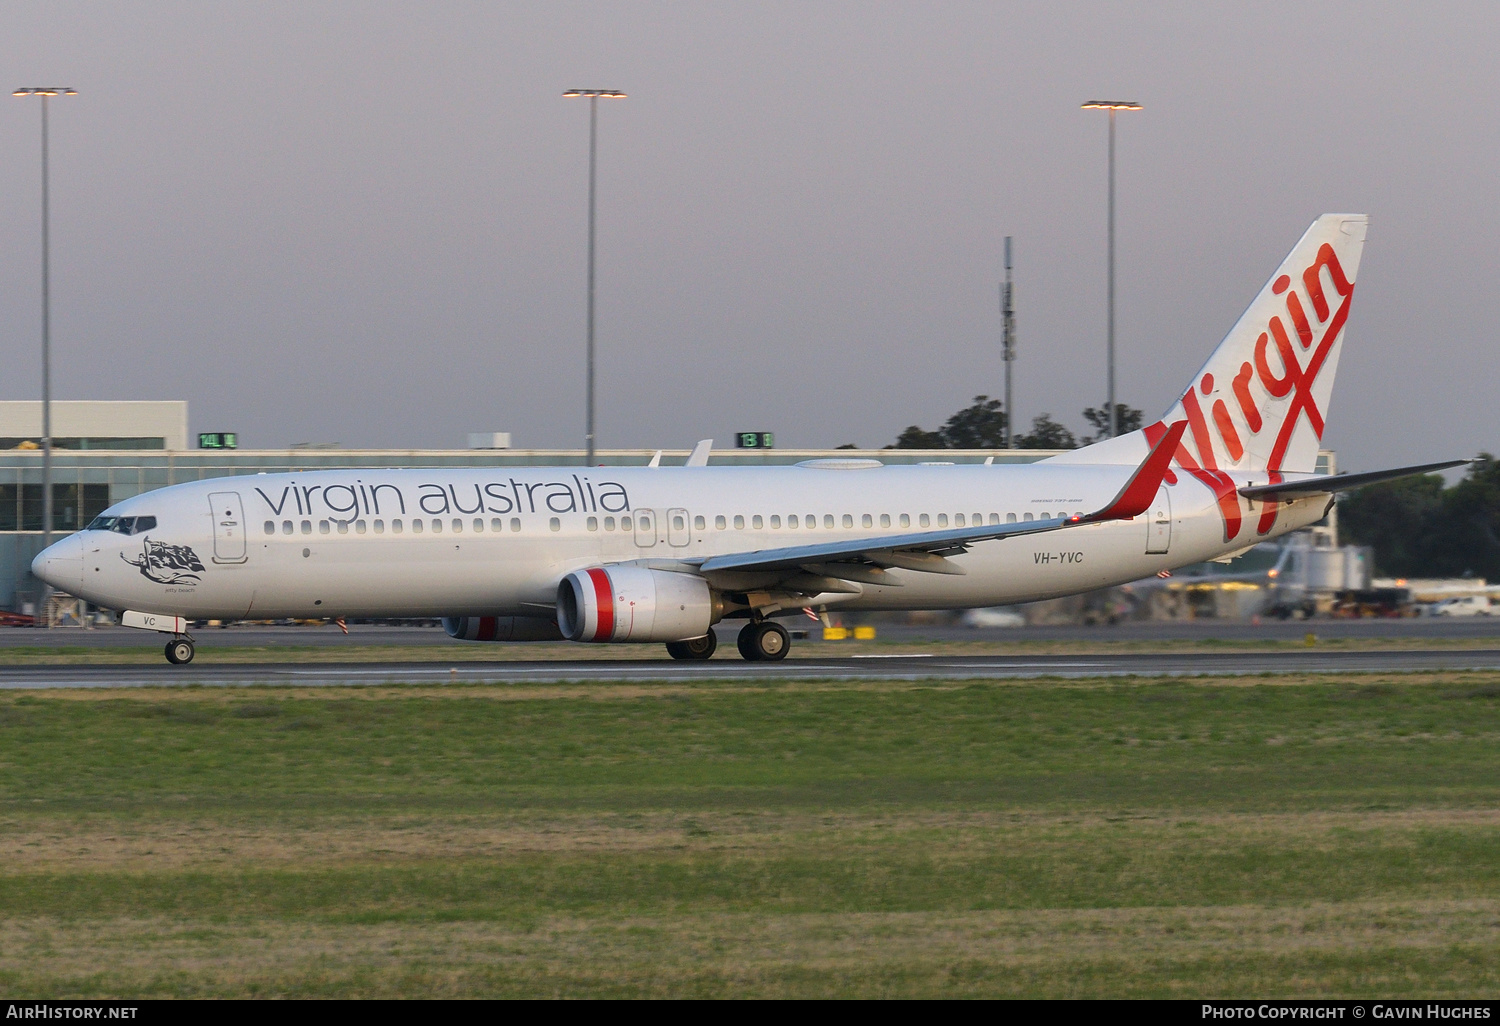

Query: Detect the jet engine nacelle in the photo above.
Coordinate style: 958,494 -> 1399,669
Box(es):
557,566 -> 719,642
442,616 -> 564,642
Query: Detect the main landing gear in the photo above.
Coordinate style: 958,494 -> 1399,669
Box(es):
164,636 -> 196,665
737,620 -> 789,662
663,621 -> 793,662
665,632 -> 717,661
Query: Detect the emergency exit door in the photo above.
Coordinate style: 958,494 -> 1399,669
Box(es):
667,508 -> 690,547
209,491 -> 248,563
1145,486 -> 1171,554
634,509 -> 657,548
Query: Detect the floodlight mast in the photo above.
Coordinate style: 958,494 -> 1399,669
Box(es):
1001,236 -> 1016,448
1080,100 -> 1141,438
563,89 -> 627,463
13,87 -> 76,621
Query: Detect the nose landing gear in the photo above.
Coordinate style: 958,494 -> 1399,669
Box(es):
164,636 -> 196,665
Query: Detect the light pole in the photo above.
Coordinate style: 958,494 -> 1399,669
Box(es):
1001,236 -> 1015,448
1081,100 -> 1140,438
563,88 -> 626,463
14,87 -> 76,618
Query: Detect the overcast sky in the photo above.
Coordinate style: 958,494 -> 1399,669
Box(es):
0,2 -> 1493,471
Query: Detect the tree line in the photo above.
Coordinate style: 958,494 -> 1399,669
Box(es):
851,395 -> 1144,450
1339,457 -> 1500,578
855,396 -> 1497,579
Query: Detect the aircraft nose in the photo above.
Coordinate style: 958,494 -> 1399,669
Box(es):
32,534 -> 84,593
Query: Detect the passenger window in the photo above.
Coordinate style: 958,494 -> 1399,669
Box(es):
1023,512 -> 1033,522
715,515 -> 726,530
1041,511 -> 1050,520
587,516 -> 598,531
264,521 -> 275,535
899,514 -> 910,528
604,516 -> 616,531
861,514 -> 873,528
989,513 -> 999,525
432,520 -> 442,533
955,514 -> 965,527
824,515 -> 834,529
734,515 -> 745,529
769,515 -> 781,529
973,513 -> 982,524
937,514 -> 948,527
1007,513 -> 1017,523
673,514 -> 686,531
491,518 -> 503,532
452,519 -> 462,533
283,520 -> 293,535
337,521 -> 349,534
919,514 -> 930,527
842,514 -> 853,528
374,520 -> 384,534
694,515 -> 705,530
393,519 -> 403,533
549,517 -> 561,532
621,516 -> 632,531
880,514 -> 890,528
302,520 -> 312,534
789,515 -> 799,529
752,515 -> 763,529
319,520 -> 331,535
356,520 -> 367,534
412,519 -> 423,534
510,518 -> 521,532
474,519 -> 484,532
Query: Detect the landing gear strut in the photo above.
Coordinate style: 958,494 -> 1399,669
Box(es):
737,620 -> 789,661
665,632 -> 718,660
164,636 -> 196,665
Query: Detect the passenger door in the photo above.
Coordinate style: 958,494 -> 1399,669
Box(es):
208,491 -> 248,564
1145,486 -> 1171,555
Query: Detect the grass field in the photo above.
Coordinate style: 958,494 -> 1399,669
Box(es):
2,672 -> 1499,996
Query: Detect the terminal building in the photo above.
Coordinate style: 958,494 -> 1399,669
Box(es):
3,400 -> 1141,617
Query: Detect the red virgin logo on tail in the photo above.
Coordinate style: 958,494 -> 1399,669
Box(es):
1146,243 -> 1355,542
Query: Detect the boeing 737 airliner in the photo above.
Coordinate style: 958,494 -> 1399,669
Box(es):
31,214 -> 1464,663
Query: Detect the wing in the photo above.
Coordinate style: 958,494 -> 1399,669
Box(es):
693,422 -> 1187,581
1237,459 -> 1471,502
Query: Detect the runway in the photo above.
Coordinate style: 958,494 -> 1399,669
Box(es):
3,647 -> 1500,689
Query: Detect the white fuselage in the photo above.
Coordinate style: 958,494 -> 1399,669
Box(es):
38,462 -> 1327,621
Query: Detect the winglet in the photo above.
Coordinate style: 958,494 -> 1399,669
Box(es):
685,439 -> 713,467
1080,420 -> 1186,523
647,450 -> 663,468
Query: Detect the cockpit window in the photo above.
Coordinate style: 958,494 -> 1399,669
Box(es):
86,515 -> 157,535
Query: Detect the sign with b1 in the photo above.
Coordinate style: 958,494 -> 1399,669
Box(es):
735,432 -> 774,449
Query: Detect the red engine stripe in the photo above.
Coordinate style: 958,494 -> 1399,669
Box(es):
585,568 -> 614,641
476,616 -> 497,642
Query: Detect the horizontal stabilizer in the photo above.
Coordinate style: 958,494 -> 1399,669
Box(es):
1238,459 -> 1472,501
